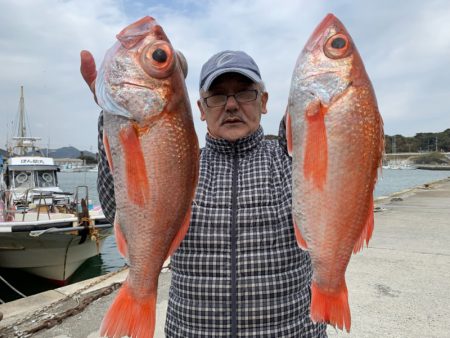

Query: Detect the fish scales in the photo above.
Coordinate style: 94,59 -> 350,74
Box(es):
286,13 -> 384,332
94,16 -> 199,338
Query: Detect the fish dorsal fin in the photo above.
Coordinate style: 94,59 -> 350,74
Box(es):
116,16 -> 156,49
353,196 -> 375,254
303,99 -> 328,190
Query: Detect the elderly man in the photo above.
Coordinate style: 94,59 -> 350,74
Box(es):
81,50 -> 327,337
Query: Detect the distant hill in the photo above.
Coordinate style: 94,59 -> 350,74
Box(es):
0,146 -> 97,160
43,146 -> 96,159
385,129 -> 450,153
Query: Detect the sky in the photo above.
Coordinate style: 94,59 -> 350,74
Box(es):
1,0 -> 449,151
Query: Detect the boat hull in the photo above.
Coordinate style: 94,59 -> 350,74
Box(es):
0,226 -> 112,283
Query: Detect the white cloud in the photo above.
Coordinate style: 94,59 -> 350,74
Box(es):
1,0 -> 449,151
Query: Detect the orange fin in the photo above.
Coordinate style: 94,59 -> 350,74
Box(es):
293,219 -> 308,250
103,132 -> 113,172
303,100 -> 328,190
119,124 -> 150,207
100,281 -> 156,338
310,280 -> 351,332
165,207 -> 192,260
285,110 -> 293,156
353,196 -> 375,254
114,214 -> 128,258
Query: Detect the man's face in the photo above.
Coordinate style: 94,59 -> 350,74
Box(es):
197,73 -> 268,142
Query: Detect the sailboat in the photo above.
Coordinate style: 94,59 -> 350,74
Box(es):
0,86 -> 113,284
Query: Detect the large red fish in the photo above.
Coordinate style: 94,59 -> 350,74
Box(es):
285,14 -> 384,332
94,16 -> 198,337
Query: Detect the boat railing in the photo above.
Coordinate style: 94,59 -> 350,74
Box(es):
0,187 -> 76,222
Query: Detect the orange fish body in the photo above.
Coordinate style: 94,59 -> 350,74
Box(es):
95,17 -> 198,338
286,14 -> 384,332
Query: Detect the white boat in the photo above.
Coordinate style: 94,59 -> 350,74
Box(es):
0,87 -> 112,284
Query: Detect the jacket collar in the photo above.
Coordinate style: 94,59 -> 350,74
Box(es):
205,126 -> 264,155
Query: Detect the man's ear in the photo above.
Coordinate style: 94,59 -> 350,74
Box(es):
261,92 -> 269,115
198,99 -> 206,121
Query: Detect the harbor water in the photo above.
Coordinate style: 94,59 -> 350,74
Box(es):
0,168 -> 449,302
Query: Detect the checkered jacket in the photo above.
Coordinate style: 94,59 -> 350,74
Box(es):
97,113 -> 327,337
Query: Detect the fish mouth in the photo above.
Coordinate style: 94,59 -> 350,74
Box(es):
123,82 -> 153,90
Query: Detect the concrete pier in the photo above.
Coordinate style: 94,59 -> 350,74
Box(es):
1,178 -> 449,337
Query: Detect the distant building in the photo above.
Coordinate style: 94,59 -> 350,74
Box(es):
53,158 -> 84,171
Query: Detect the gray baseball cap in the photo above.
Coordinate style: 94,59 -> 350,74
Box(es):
199,50 -> 262,91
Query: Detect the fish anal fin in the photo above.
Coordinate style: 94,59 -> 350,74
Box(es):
285,110 -> 293,157
303,100 -> 328,190
293,219 -> 308,250
119,124 -> 150,207
310,280 -> 351,333
114,214 -> 128,258
100,281 -> 156,338
166,207 -> 192,260
353,197 -> 375,254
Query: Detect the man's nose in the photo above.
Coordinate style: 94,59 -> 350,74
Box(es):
224,94 -> 239,111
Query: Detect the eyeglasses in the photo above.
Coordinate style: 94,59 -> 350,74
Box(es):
203,89 -> 259,108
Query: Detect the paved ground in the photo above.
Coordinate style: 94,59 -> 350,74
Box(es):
1,178 -> 449,337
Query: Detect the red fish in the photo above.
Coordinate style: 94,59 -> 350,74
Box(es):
285,13 -> 384,332
94,16 -> 198,337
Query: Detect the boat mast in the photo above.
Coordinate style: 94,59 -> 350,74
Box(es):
16,86 -> 27,155
10,86 -> 41,157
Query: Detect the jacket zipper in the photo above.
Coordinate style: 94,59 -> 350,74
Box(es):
231,145 -> 238,338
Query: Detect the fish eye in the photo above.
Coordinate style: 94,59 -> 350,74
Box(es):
324,33 -> 352,59
140,41 -> 175,78
331,37 -> 346,49
152,48 -> 168,63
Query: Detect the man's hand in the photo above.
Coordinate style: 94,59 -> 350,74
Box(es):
80,50 -> 98,102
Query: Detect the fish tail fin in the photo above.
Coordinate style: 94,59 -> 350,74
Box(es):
310,280 -> 351,332
166,207 -> 192,259
285,110 -> 293,156
100,281 -> 156,338
293,219 -> 308,250
353,196 -> 375,254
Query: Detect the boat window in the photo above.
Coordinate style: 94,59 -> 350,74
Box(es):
36,170 -> 56,188
13,171 -> 34,189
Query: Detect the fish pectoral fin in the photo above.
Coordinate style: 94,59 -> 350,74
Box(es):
165,207 -> 192,260
100,281 -> 156,338
303,100 -> 328,190
353,197 -> 375,254
293,219 -> 308,250
114,214 -> 128,258
119,124 -> 150,207
285,110 -> 293,157
310,280 -> 351,333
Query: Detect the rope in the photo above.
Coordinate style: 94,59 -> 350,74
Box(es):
0,275 -> 26,298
